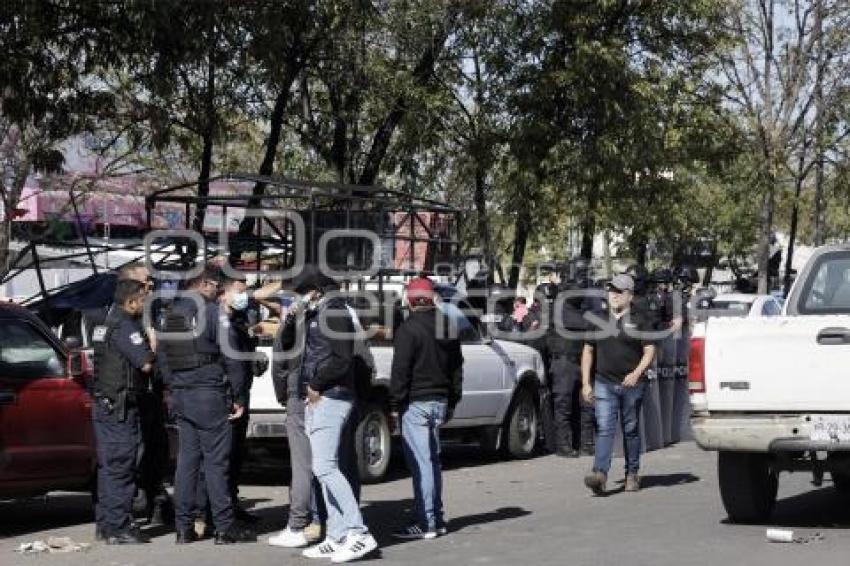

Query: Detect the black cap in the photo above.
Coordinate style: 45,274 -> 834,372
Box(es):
290,264 -> 339,294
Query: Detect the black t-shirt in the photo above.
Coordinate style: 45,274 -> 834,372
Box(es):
587,308 -> 655,384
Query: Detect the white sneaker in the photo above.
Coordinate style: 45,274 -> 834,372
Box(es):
268,527 -> 309,548
331,532 -> 378,563
302,539 -> 340,559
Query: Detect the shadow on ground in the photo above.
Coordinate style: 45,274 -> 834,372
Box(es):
719,482 -> 850,529
0,494 -> 94,539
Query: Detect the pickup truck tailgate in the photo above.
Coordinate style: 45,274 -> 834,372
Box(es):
704,315 -> 850,411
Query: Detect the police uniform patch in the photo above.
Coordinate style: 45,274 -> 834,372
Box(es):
92,326 -> 107,342
130,332 -> 144,345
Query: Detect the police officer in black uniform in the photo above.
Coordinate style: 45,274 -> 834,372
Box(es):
91,279 -> 155,544
195,274 -> 262,524
544,269 -> 579,458
157,267 -> 256,545
86,263 -> 174,529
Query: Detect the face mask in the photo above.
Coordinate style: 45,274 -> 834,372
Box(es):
231,291 -> 249,311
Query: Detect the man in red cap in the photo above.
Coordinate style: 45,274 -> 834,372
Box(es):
390,277 -> 463,539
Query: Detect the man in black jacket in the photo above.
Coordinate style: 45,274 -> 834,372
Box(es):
390,277 -> 463,540
279,265 -> 377,563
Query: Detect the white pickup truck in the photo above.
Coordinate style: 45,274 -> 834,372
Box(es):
690,245 -> 850,523
248,285 -> 546,483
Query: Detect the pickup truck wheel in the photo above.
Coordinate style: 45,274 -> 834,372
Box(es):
718,452 -> 778,524
355,402 -> 391,484
503,387 -> 539,459
831,472 -> 850,492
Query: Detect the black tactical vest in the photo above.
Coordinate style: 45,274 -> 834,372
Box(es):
91,319 -> 135,402
157,303 -> 219,371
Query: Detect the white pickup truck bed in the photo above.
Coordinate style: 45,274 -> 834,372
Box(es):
690,245 -> 850,523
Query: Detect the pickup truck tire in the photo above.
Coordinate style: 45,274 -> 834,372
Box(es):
503,387 -> 539,459
355,402 -> 391,484
718,452 -> 778,523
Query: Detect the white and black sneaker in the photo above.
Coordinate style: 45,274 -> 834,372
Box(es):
391,524 -> 438,540
436,523 -> 448,536
302,538 -> 340,559
331,532 -> 378,563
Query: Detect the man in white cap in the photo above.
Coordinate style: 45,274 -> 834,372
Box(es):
581,273 -> 656,495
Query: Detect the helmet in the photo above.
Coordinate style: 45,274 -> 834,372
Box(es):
651,268 -> 673,285
675,265 -> 699,285
535,282 -> 559,302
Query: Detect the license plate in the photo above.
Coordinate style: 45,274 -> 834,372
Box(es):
810,415 -> 850,442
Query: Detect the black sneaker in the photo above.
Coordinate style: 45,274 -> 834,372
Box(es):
392,524 -> 437,540
106,527 -> 150,545
176,528 -> 198,544
215,524 -> 257,545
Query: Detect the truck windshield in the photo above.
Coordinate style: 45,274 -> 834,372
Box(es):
799,253 -> 850,314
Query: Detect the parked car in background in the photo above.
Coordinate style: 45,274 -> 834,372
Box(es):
0,303 -> 95,498
707,293 -> 783,318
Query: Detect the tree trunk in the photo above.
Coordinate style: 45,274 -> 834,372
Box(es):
784,178 -> 801,297
813,0 -> 827,246
579,187 -> 598,261
756,180 -> 775,295
193,129 -> 214,234
0,216 -> 13,280
0,157 -> 31,279
192,40 -> 217,234
236,63 -> 303,239
508,203 -> 531,291
473,161 -> 491,261
358,16 -> 454,187
757,0 -> 775,296
634,238 -> 648,267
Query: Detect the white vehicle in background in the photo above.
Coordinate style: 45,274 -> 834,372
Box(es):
704,293 -> 783,318
690,245 -> 850,523
248,284 -> 547,483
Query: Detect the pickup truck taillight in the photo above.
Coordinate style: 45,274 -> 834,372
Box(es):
688,337 -> 705,393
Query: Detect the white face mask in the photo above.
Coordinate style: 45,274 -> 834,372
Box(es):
231,291 -> 249,311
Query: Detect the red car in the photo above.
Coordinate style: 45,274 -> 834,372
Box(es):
0,302 -> 96,497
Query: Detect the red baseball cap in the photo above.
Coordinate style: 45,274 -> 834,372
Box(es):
406,277 -> 435,304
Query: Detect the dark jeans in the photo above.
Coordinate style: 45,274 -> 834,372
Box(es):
137,388 -> 171,509
593,379 -> 646,476
93,401 -> 140,535
550,355 -> 581,450
172,389 -> 234,534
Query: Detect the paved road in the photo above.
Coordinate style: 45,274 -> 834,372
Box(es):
2,442 -> 849,565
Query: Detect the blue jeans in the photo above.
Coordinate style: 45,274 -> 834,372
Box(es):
401,400 -> 447,531
593,379 -> 646,476
306,397 -> 367,543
